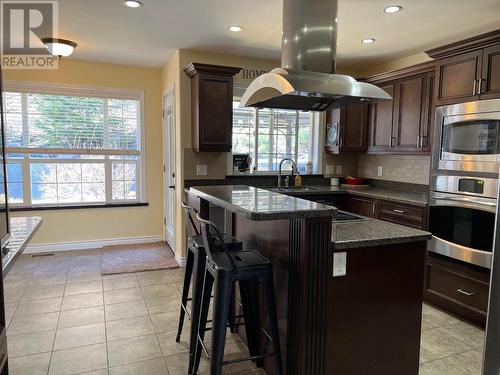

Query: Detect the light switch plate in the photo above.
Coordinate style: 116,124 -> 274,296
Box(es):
196,164 -> 208,176
336,165 -> 343,175
377,166 -> 383,177
333,252 -> 347,277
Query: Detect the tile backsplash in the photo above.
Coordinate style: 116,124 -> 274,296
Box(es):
357,154 -> 431,185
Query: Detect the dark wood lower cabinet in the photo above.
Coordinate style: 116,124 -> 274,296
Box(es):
424,253 -> 490,327
336,196 -> 377,218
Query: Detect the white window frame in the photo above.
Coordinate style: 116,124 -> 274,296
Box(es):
3,81 -> 147,208
229,98 -> 315,174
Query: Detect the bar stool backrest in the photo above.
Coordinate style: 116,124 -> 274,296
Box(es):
181,202 -> 200,243
196,213 -> 237,271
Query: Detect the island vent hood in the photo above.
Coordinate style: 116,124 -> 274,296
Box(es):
240,0 -> 392,111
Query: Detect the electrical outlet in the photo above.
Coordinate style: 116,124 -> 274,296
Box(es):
196,164 -> 208,176
325,164 -> 335,175
336,165 -> 343,175
333,252 -> 347,277
377,166 -> 383,177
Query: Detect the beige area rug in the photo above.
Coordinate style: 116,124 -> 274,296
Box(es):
101,241 -> 179,275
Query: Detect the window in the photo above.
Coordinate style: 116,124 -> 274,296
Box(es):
2,83 -> 145,207
232,100 -> 311,172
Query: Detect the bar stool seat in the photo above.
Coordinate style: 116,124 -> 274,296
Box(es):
211,250 -> 270,271
190,234 -> 242,252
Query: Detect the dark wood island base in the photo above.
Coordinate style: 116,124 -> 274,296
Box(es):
187,185 -> 431,375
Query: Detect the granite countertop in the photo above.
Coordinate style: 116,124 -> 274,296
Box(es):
3,216 -> 43,275
267,185 -> 428,206
331,218 -> 431,250
189,185 -> 337,221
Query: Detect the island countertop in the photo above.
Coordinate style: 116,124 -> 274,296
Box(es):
331,217 -> 431,250
189,185 -> 337,221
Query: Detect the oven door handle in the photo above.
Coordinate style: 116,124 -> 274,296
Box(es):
430,195 -> 497,213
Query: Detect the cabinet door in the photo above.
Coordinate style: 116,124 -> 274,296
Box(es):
367,83 -> 395,153
194,74 -> 233,152
435,50 -> 482,105
480,44 -> 500,99
339,104 -> 368,152
393,74 -> 426,153
420,72 -> 435,152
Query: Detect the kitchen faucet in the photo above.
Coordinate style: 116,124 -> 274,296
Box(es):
277,158 -> 298,187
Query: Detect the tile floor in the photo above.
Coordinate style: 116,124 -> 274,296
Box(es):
2,249 -> 485,375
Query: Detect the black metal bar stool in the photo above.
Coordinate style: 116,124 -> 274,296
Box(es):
176,203 -> 242,374
192,214 -> 284,375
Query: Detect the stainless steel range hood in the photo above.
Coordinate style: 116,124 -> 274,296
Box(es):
240,0 -> 392,111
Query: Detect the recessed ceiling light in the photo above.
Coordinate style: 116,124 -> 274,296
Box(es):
41,38 -> 77,59
361,38 -> 376,44
123,0 -> 142,8
384,5 -> 402,13
229,25 -> 244,32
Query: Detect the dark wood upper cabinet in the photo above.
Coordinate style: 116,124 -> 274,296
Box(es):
481,44 -> 500,99
339,104 -> 368,152
325,104 -> 368,154
367,83 -> 395,153
184,63 -> 242,152
434,51 -> 482,105
393,72 -> 434,153
427,29 -> 500,105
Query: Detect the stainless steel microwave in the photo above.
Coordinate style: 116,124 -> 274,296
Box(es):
432,99 -> 500,174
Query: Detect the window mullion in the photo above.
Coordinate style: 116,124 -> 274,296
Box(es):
103,99 -> 109,148
254,109 -> 259,171
269,111 -> 275,171
295,111 -> 299,166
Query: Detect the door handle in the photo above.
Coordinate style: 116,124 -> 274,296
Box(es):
168,185 -> 175,189
457,288 -> 474,297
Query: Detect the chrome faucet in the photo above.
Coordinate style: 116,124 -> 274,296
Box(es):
277,158 -> 297,187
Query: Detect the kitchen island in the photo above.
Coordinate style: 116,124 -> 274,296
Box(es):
187,185 -> 431,375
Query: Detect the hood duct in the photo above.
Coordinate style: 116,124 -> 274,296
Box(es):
240,0 -> 392,111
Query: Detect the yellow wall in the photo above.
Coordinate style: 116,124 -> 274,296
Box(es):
358,52 -> 433,78
4,60 -> 164,246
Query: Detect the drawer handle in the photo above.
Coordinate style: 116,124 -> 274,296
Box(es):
457,288 -> 474,296
392,209 -> 404,214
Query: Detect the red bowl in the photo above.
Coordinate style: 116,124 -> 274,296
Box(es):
345,177 -> 366,185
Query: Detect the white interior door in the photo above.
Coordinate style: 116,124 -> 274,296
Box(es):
163,90 -> 176,251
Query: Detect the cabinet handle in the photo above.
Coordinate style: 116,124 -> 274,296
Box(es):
472,79 -> 477,95
339,137 -> 343,148
416,135 -> 420,148
388,136 -> 395,148
420,135 -> 426,148
392,209 -> 404,214
457,288 -> 474,296
479,79 -> 485,94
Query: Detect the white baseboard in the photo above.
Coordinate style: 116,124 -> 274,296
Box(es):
175,254 -> 187,267
25,235 -> 165,254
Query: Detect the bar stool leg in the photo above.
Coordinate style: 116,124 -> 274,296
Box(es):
239,279 -> 262,366
228,287 -> 237,333
176,248 -> 195,342
192,269 -> 214,375
188,247 -> 205,373
210,274 -> 233,375
263,270 -> 284,375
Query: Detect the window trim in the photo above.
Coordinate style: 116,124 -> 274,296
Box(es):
3,81 -> 147,208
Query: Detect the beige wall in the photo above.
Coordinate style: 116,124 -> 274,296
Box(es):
357,154 -> 431,185
358,52 -> 433,78
4,60 -> 164,245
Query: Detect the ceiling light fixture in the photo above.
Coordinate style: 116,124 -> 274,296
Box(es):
123,0 -> 142,8
361,38 -> 376,44
384,5 -> 402,13
229,25 -> 244,32
41,38 -> 77,59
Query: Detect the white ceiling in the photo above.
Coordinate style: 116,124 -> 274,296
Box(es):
58,0 -> 500,69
